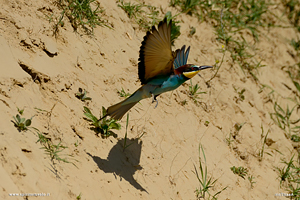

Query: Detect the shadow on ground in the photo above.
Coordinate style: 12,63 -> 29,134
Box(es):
87,138 -> 146,192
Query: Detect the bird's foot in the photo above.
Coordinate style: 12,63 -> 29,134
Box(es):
151,93 -> 158,109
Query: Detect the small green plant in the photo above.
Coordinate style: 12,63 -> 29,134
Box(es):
248,175 -> 256,189
233,86 -> 246,102
287,185 -> 300,198
291,134 -> 300,142
118,0 -> 159,31
83,106 -> 120,138
75,88 -> 92,101
226,131 -> 234,146
277,155 -> 296,185
169,0 -> 181,7
118,0 -> 144,19
180,99 -> 188,106
12,114 -> 32,131
193,144 -> 227,199
291,39 -> 300,51
232,122 -> 246,140
74,140 -> 79,147
189,26 -> 196,37
258,125 -> 271,161
36,131 -> 75,166
76,192 -> 82,200
270,102 -> 297,138
276,154 -> 300,198
283,0 -> 300,29
204,121 -> 210,126
117,88 -> 131,98
17,107 -> 24,115
32,106 -> 77,169
189,80 -> 206,103
230,166 -> 248,179
170,0 -> 201,16
176,0 -> 267,79
54,0 -> 110,35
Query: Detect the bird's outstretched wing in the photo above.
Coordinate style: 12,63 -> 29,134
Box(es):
173,45 -> 190,69
138,18 -> 175,84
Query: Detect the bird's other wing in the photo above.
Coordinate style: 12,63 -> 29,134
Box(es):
173,45 -> 190,70
138,18 -> 174,84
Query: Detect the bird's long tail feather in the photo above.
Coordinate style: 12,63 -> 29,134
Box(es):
106,98 -> 138,120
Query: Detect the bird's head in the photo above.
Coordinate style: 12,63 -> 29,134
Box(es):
182,65 -> 213,79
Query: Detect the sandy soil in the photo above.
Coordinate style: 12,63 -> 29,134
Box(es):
0,0 -> 300,199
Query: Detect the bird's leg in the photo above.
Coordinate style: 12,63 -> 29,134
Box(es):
151,93 -> 158,109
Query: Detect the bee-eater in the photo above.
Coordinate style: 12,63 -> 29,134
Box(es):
104,18 -> 212,120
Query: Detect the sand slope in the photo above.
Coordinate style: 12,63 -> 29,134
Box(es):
0,0 -> 300,199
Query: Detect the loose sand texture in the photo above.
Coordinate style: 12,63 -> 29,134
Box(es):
0,0 -> 300,199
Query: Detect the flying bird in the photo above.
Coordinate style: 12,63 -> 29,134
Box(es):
104,18 -> 212,120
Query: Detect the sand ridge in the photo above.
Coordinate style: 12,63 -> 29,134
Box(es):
0,0 -> 300,199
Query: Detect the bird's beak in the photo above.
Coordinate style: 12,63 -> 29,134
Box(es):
183,65 -> 213,79
199,65 -> 213,70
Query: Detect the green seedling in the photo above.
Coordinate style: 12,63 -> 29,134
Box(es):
169,0 -> 181,7
248,175 -> 256,189
270,102 -> 297,138
287,184 -> 300,199
189,79 -> 206,103
170,0 -> 201,16
204,121 -> 210,126
180,100 -> 188,106
118,0 -> 144,19
75,88 -> 92,101
226,131 -> 234,146
76,192 -> 82,200
287,69 -> 300,94
193,144 -> 227,199
12,114 -> 32,131
291,39 -> 300,51
36,131 -> 76,166
233,86 -> 246,102
276,154 -> 300,198
83,106 -> 120,138
145,5 -> 160,29
199,0 -> 269,79
175,0 -> 267,79
291,134 -> 300,142
118,1 -> 180,38
17,107 -> 24,115
117,88 -> 131,98
189,26 -> 196,37
43,141 -> 67,163
230,166 -> 248,179
258,125 -> 271,161
74,140 -> 79,147
32,105 -> 77,168
284,0 -> 300,28
54,0 -> 110,36
232,122 -> 246,138
276,155 -> 296,185
118,0 -> 159,31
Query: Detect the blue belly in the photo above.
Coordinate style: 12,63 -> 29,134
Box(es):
122,74 -> 187,105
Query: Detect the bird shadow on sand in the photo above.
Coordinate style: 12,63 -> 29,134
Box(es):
86,138 -> 147,192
